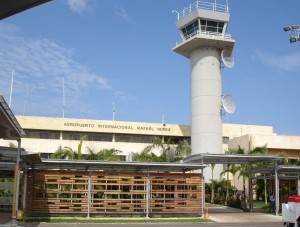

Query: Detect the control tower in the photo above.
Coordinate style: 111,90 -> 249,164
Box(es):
173,1 -> 235,156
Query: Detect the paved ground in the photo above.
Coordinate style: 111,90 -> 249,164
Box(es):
0,207 -> 284,226
208,206 -> 282,223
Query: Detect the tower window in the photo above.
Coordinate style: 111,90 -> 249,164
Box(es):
200,20 -> 224,34
181,20 -> 199,38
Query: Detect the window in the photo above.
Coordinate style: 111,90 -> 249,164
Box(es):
222,137 -> 229,144
288,158 -> 298,165
25,130 -> 60,139
200,19 -> 225,34
115,134 -> 153,143
63,132 -> 112,142
164,137 -> 191,145
182,20 -> 199,38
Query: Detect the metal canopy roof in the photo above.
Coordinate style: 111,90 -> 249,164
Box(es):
0,96 -> 26,138
183,153 -> 282,164
0,0 -> 51,20
0,146 -> 27,177
252,165 -> 300,175
21,155 -> 206,172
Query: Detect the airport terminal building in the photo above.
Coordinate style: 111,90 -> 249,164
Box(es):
2,115 -> 297,160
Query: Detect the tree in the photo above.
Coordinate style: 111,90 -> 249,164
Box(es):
86,148 -> 123,161
132,149 -> 161,162
236,145 -> 267,209
51,135 -> 86,160
209,163 -> 216,203
141,136 -> 191,162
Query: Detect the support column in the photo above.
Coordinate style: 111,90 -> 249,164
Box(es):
12,138 -> 21,225
297,172 -> 300,195
275,164 -> 279,216
87,169 -> 91,218
248,177 -> 253,212
146,170 -> 150,218
201,169 -> 205,217
22,170 -> 28,221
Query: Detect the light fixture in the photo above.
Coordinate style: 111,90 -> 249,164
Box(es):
284,24 -> 300,43
291,25 -> 300,30
290,37 -> 297,43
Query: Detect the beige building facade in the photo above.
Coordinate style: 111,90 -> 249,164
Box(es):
1,115 -> 300,189
0,116 -> 282,158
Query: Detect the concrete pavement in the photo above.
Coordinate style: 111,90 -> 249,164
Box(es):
208,206 -> 282,223
0,207 -> 283,226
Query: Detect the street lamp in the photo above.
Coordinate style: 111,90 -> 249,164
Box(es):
283,25 -> 300,43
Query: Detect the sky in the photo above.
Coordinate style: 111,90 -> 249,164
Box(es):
0,0 -> 300,136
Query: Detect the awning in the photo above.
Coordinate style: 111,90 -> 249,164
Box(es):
183,153 -> 282,164
0,146 -> 27,176
0,96 -> 26,138
0,0 -> 51,20
21,154 -> 207,172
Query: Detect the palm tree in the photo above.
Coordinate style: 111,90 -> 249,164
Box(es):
132,149 -> 161,162
235,145 -> 267,209
86,148 -> 123,161
221,164 -> 240,196
51,135 -> 86,160
142,136 -> 191,162
175,140 -> 192,160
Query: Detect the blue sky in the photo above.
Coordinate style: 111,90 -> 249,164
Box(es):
0,0 -> 300,136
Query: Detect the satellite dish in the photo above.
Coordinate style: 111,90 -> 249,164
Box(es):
222,94 -> 236,114
221,49 -> 235,68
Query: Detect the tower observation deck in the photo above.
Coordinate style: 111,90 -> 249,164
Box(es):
172,1 -> 235,156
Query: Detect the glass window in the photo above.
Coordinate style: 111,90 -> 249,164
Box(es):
62,132 -> 112,142
288,159 -> 298,165
164,136 -> 191,145
115,134 -> 153,143
25,130 -> 60,140
200,20 -> 224,34
222,137 -> 229,144
206,21 -> 218,32
181,20 -> 199,38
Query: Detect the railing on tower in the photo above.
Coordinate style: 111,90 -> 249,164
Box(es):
174,1 -> 229,21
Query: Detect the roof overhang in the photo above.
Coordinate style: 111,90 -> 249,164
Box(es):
252,165 -> 300,175
0,0 -> 51,20
21,155 -> 207,172
0,146 -> 28,176
183,153 -> 282,165
0,96 -> 26,138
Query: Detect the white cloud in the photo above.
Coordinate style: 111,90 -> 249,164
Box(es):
66,0 -> 88,13
0,23 -> 113,117
255,50 -> 300,72
114,6 -> 131,23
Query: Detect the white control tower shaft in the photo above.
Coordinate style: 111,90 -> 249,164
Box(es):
173,1 -> 235,155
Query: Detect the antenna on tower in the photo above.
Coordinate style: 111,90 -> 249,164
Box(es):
112,101 -> 116,121
23,87 -> 29,116
63,77 -> 65,118
9,69 -> 14,108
